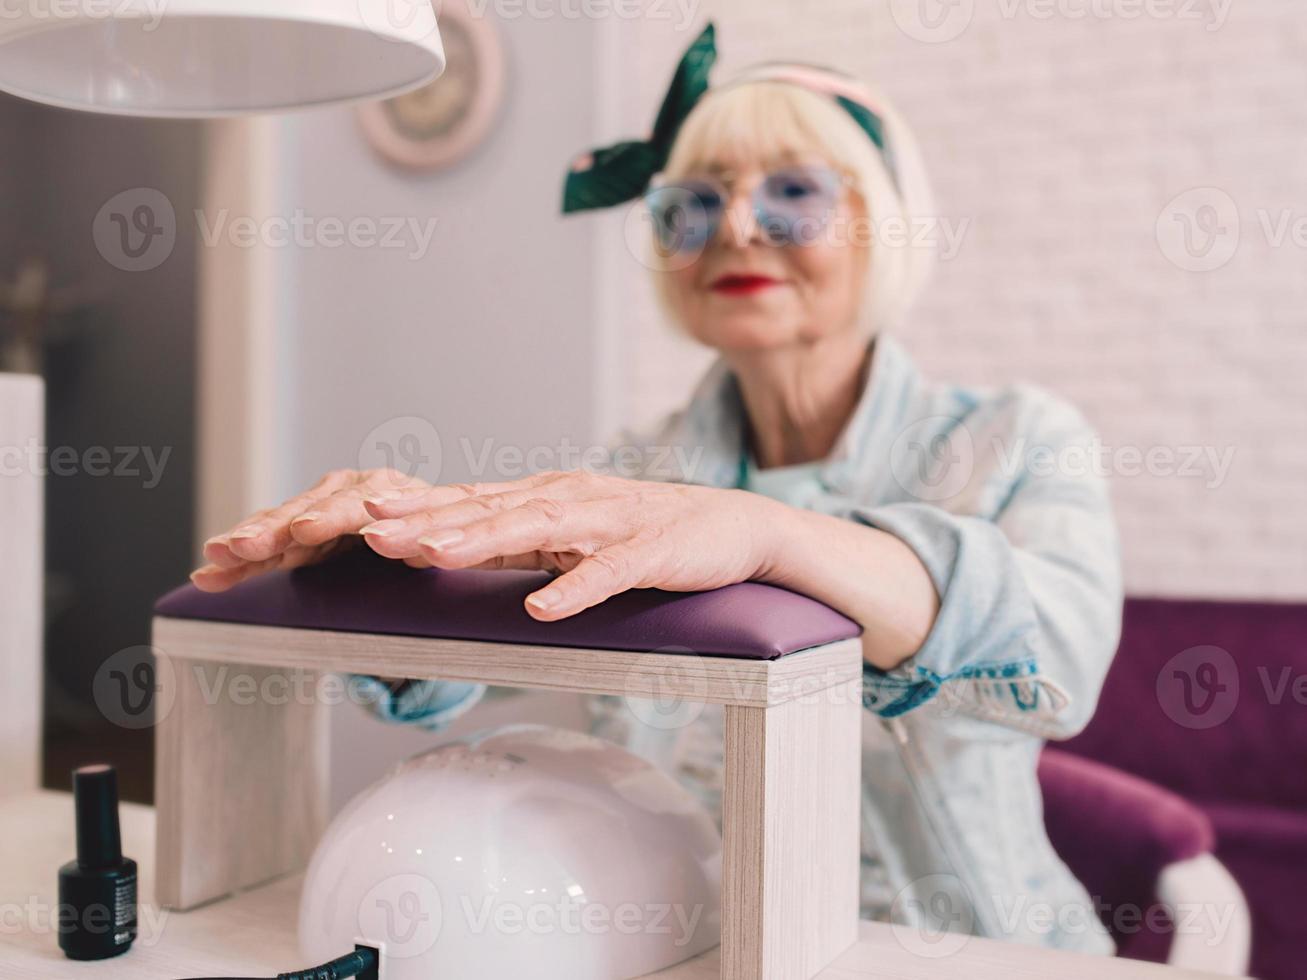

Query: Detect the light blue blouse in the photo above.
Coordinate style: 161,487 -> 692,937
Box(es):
740,454 -> 823,502
361,334 -> 1122,955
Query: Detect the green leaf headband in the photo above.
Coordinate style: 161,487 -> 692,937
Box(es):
561,22 -> 899,215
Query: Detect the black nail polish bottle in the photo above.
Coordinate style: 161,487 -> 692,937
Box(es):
58,765 -> 138,960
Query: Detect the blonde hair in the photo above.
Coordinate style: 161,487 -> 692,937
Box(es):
653,79 -> 936,335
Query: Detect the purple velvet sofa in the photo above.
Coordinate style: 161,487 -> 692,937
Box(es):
1053,597 -> 1307,979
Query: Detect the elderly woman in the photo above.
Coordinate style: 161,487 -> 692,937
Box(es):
192,24 -> 1121,955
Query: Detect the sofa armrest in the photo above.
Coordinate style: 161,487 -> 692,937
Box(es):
1038,747 -> 1215,925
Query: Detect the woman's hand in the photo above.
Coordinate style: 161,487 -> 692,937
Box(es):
190,468 -> 431,592
357,470 -> 776,621
190,466 -> 937,669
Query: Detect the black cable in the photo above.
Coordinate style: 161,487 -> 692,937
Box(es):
179,944 -> 379,980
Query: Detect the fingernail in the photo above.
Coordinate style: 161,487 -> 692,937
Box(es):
229,525 -> 264,540
526,589 -> 560,612
364,492 -> 398,505
418,529 -> 464,551
360,521 -> 400,538
291,512 -> 320,524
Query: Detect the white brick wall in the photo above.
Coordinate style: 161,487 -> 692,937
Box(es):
596,1 -> 1307,600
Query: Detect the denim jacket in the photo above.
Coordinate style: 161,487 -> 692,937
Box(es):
361,335 -> 1122,955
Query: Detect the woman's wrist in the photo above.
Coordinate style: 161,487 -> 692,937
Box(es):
736,490 -> 797,583
740,491 -> 938,670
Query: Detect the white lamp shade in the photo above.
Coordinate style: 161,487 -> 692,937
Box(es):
0,0 -> 445,117
300,725 -> 723,980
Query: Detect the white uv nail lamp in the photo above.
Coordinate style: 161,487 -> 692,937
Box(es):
298,724 -> 724,980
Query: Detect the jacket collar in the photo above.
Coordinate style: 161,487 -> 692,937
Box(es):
670,333 -> 921,493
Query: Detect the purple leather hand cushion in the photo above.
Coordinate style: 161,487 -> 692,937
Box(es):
157,546 -> 861,660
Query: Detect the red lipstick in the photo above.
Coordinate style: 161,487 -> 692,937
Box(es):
710,274 -> 781,296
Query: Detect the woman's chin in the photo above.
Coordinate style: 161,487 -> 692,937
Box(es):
690,314 -> 805,353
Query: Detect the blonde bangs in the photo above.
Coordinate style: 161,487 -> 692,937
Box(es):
663,82 -> 878,190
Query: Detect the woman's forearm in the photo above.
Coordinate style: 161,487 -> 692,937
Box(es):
746,493 -> 940,671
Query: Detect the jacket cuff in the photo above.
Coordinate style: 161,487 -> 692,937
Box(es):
852,503 -> 1064,725
350,676 -> 487,732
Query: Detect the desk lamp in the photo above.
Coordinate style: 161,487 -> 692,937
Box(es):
0,0 -> 445,116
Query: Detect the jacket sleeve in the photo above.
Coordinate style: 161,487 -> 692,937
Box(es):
349,676 -> 487,732
853,397 -> 1123,739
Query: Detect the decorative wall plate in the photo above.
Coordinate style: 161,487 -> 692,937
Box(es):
357,2 -> 506,172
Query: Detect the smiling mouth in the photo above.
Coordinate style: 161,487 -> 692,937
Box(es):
710,274 -> 782,296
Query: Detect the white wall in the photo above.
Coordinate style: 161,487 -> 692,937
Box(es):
247,16 -> 608,808
0,375 -> 43,794
604,4 -> 1307,601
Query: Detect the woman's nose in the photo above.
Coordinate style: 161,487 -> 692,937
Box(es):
716,187 -> 761,249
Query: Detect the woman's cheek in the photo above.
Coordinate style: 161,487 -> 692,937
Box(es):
796,240 -> 864,330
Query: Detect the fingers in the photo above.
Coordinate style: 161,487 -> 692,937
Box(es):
193,539 -> 352,592
193,467 -> 436,590
523,542 -> 646,621
206,470 -> 357,563
288,467 -> 437,547
464,553 -> 551,571
284,488 -> 378,548
361,471 -> 576,520
363,475 -> 616,559
201,535 -> 249,569
404,498 -> 619,568
360,475 -> 596,559
190,554 -> 284,592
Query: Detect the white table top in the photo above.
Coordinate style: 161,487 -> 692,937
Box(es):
0,791 -> 1223,979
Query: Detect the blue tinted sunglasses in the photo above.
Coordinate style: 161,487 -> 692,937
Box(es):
643,164 -> 849,255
